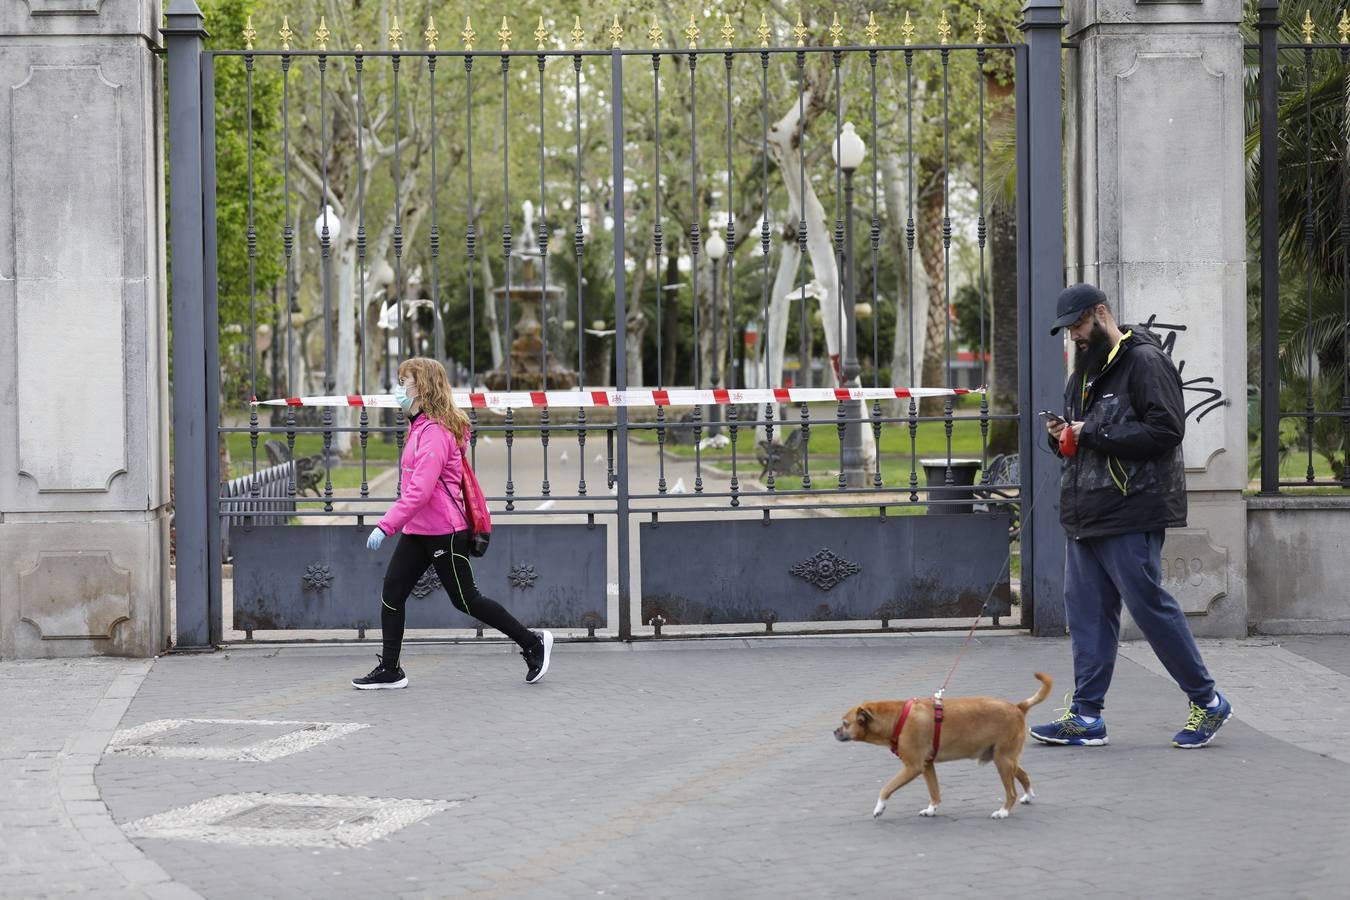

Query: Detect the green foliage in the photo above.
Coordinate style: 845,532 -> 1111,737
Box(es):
204,0 -> 286,405
1242,0 -> 1349,479
196,0 -> 1027,406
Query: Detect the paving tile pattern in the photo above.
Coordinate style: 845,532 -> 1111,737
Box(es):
80,637 -> 1350,899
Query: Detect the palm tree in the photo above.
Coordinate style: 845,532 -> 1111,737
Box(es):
1244,0 -> 1350,482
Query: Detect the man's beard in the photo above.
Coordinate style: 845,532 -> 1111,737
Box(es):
1072,320 -> 1112,380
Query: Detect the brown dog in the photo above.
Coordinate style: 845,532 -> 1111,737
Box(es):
834,673 -> 1052,819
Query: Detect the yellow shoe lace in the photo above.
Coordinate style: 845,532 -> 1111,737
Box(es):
1182,702 -> 1207,732
1050,691 -> 1077,722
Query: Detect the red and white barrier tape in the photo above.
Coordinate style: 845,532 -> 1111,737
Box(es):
250,386 -> 982,410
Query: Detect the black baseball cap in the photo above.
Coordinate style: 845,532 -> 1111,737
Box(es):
1049,283 -> 1108,336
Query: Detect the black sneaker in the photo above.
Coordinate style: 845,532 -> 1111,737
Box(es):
351,656 -> 408,690
522,630 -> 553,684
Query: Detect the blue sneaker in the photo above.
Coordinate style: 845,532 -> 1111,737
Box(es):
1029,703 -> 1109,746
1173,693 -> 1232,748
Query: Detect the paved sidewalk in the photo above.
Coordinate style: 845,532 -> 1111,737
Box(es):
0,658 -> 199,899
4,636 -> 1350,899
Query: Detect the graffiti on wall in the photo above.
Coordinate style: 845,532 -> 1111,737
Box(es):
1140,314 -> 1227,423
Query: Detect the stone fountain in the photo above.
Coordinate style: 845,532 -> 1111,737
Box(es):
483,201 -> 579,391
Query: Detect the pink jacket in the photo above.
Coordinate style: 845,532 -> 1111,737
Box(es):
377,414 -> 469,536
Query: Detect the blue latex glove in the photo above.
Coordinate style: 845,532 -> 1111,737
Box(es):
366,527 -> 386,551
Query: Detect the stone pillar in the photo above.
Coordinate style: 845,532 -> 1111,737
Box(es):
0,1 -> 169,657
1065,0 -> 1247,637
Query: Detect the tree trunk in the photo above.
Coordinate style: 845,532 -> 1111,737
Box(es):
766,102 -> 841,381
882,153 -> 931,415
625,264 -> 648,387
917,167 -> 950,416
332,235 -> 358,454
662,252 -> 680,386
762,221 -> 803,393
988,203 -> 1019,455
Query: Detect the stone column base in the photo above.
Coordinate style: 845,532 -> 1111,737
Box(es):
0,515 -> 170,658
1121,490 -> 1248,640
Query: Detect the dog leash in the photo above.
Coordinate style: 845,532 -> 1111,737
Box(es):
936,448 -> 1064,697
888,451 -> 1059,763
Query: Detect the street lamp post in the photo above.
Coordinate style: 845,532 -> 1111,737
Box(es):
833,122 -> 867,488
314,205 -> 341,464
705,227 -> 727,436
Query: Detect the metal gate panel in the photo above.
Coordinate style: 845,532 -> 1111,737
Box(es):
232,524 -> 607,632
639,514 -> 1012,627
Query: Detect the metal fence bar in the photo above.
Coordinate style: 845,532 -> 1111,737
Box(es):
318,49 -> 335,511
537,46 -> 551,498
1017,0 -> 1067,637
611,46 -> 632,641
355,49 -> 371,500
164,0 -> 211,649
688,36 -> 704,494
1343,39 -> 1350,490
281,48 -> 298,498
428,52 -> 443,365
201,49 -> 224,647
1258,0 -> 1281,494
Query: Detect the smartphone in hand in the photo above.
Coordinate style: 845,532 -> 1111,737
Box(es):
1039,409 -> 1065,425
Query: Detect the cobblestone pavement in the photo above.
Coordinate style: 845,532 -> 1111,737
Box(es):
4,635 -> 1350,899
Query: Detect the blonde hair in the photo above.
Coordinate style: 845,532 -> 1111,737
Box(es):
397,357 -> 470,443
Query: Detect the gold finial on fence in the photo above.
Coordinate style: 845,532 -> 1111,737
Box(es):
1303,9 -> 1316,43
609,14 -> 623,48
757,12 -> 772,48
865,11 -> 880,47
571,15 -> 585,48
425,16 -> 439,50
462,16 -> 476,50
685,14 -> 700,49
829,11 -> 843,47
722,13 -> 736,47
315,16 -> 330,51
354,43 -> 364,53
648,21 -> 663,47
535,16 -> 549,50
793,12 -> 808,47
243,15 -> 257,50
278,16 -> 294,51
1340,10 -> 1350,44
498,16 -> 512,51
938,10 -> 952,45
901,11 -> 915,46
974,10 -> 986,44
388,15 -> 404,50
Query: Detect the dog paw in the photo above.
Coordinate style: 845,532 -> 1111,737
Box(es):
991,808 -> 1010,819
872,799 -> 887,819
1018,790 -> 1035,805
918,804 -> 938,817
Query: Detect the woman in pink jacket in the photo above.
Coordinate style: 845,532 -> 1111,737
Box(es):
353,357 -> 553,689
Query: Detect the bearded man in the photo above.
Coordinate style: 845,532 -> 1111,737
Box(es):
1029,284 -> 1233,749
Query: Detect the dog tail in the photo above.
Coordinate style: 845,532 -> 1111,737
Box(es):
1017,673 -> 1053,712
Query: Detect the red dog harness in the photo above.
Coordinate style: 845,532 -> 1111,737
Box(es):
889,695 -> 945,762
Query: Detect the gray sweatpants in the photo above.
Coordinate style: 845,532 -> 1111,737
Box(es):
1064,530 -> 1216,718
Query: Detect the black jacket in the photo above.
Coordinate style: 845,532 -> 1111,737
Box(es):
1055,327 -> 1187,539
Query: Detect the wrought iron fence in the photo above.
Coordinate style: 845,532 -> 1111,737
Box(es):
1253,1 -> 1350,491
220,460 -> 295,559
164,6 -> 1069,645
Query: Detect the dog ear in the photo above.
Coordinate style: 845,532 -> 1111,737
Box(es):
855,706 -> 872,726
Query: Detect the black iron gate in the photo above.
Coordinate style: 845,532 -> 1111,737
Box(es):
164,2 -> 1068,646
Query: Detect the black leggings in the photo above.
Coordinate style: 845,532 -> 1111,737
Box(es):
381,532 -> 536,666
